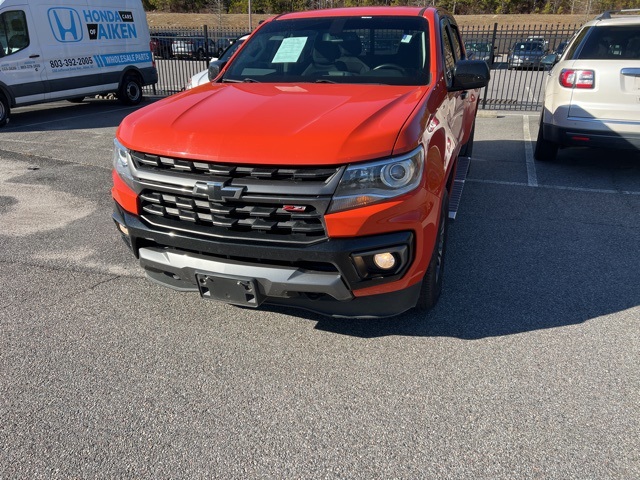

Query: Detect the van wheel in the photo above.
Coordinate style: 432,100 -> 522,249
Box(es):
0,93 -> 9,127
118,73 -> 143,106
534,116 -> 558,161
416,190 -> 449,311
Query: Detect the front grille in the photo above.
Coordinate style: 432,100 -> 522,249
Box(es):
139,188 -> 327,242
132,151 -> 339,182
132,151 -> 343,244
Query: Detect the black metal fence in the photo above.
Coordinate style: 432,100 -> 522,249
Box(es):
147,26 -> 246,95
461,23 -> 580,110
147,23 -> 581,111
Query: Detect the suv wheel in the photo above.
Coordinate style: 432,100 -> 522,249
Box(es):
534,116 -> 558,161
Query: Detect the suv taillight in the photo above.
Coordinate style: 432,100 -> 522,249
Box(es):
559,69 -> 595,89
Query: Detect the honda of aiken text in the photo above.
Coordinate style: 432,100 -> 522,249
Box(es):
111,7 -> 489,318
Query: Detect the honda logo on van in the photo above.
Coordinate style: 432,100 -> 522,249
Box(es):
48,8 -> 83,43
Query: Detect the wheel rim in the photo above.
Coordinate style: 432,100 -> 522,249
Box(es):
126,82 -> 140,102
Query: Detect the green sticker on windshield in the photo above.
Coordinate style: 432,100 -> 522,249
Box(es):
272,37 -> 308,63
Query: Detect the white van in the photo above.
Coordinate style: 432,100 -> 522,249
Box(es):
0,0 -> 157,126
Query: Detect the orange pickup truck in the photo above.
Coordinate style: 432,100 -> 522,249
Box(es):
111,7 -> 489,318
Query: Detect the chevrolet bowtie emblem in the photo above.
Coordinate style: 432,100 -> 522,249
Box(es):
193,180 -> 245,202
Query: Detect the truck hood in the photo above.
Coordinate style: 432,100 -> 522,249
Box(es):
117,83 -> 427,165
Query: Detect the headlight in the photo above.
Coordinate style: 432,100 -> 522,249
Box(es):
328,146 -> 424,213
112,138 -> 135,188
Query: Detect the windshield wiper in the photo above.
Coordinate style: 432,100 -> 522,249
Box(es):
315,79 -> 338,84
221,78 -> 260,83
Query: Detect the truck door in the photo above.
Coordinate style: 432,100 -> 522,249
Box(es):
439,18 -> 466,170
0,7 -> 47,105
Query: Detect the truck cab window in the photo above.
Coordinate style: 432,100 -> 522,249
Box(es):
0,11 -> 29,56
440,22 -> 456,86
449,24 -> 463,61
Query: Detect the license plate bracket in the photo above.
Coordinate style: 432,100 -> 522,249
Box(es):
196,273 -> 262,307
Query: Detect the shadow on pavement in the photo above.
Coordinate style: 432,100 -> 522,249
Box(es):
5,96 -> 163,132
262,141 -> 640,339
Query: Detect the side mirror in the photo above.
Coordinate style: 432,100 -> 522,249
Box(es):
540,53 -> 558,67
450,60 -> 490,91
208,60 -> 226,81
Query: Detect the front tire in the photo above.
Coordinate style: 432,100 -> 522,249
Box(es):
118,73 -> 143,106
534,116 -> 558,161
416,190 -> 449,311
0,93 -> 9,127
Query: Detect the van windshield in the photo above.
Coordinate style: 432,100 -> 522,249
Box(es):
222,16 -> 430,86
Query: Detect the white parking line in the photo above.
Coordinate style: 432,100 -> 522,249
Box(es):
523,114 -> 538,187
468,178 -> 640,195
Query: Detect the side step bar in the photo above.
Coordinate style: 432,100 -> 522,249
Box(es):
448,155 -> 471,220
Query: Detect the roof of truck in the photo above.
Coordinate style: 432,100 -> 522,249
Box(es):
275,6 -> 437,20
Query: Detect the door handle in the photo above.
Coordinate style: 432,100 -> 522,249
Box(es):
29,54 -> 40,58
621,68 -> 640,77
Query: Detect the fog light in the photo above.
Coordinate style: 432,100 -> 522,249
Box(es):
117,223 -> 129,236
351,244 -> 409,279
373,252 -> 396,270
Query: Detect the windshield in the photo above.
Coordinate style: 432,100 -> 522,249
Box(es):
513,42 -> 544,52
466,42 -> 490,52
223,16 -> 430,85
219,37 -> 246,62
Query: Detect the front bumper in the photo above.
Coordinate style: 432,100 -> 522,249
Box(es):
140,66 -> 158,87
114,205 -> 420,318
509,57 -> 542,68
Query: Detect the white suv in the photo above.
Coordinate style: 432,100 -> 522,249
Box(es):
535,9 -> 640,161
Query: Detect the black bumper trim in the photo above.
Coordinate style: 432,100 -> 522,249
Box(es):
113,204 -> 415,292
543,123 -> 640,150
265,282 -> 422,318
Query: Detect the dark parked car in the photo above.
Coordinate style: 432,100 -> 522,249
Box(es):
464,40 -> 495,64
172,35 -> 217,60
508,41 -> 548,69
150,32 -> 175,59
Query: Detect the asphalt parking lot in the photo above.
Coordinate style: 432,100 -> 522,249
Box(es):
1,98 -> 639,479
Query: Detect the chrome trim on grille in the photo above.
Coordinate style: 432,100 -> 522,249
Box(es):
130,151 -> 345,243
